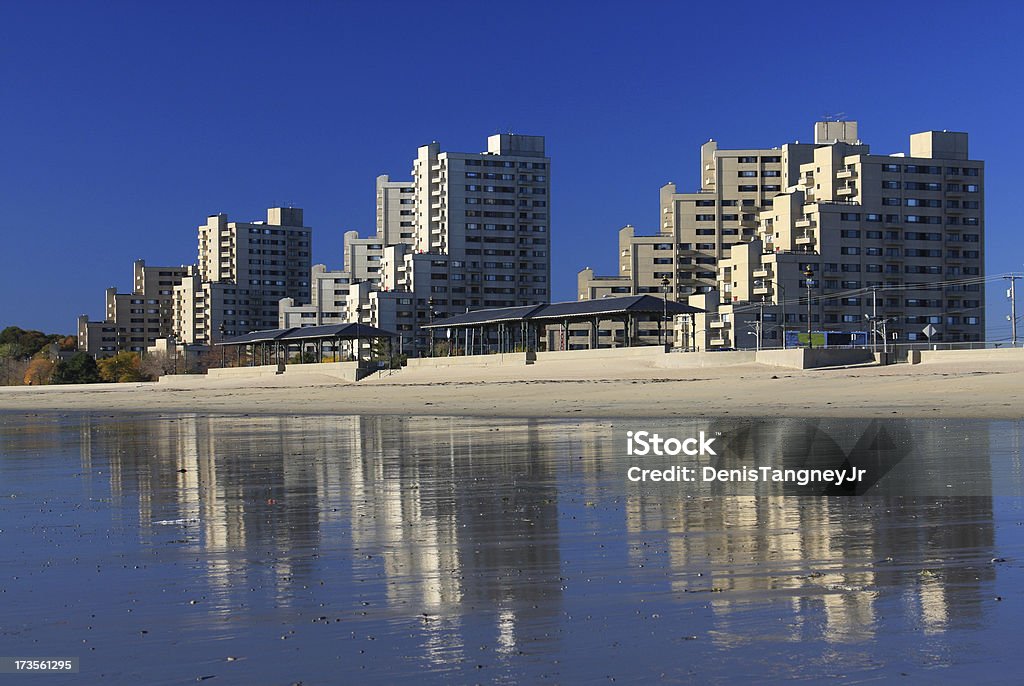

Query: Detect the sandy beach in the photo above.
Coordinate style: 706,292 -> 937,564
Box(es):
1,355 -> 1022,419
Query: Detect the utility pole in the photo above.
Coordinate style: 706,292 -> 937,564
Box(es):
757,302 -> 764,351
871,286 -> 877,354
803,266 -> 814,349
427,297 -> 435,357
1007,275 -> 1021,347
779,281 -> 786,349
660,277 -> 671,347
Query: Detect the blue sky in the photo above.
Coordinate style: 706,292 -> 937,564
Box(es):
2,1 -> 1022,338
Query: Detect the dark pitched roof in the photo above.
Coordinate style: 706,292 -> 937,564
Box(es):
219,328 -> 294,345
218,322 -> 397,345
423,295 -> 703,328
279,322 -> 396,340
422,304 -> 546,328
531,295 -> 702,321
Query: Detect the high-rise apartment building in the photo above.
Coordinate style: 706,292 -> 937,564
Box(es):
174,207 -> 312,345
281,134 -> 551,355
375,174 -> 417,247
581,122 -> 984,349
279,177 -> 419,329
278,264 -> 355,328
373,133 -> 551,353
77,259 -> 189,356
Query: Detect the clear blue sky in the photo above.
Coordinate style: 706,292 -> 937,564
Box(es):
2,1 -> 1022,339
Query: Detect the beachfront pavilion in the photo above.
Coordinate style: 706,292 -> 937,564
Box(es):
216,322 -> 398,366
422,295 -> 703,354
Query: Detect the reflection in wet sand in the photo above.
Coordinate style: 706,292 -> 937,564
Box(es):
0,413 -> 1020,684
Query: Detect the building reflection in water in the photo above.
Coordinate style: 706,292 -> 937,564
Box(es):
71,413 -> 1004,663
621,417 -> 996,646
77,413 -> 564,661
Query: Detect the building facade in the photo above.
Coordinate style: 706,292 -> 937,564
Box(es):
78,259 -> 189,356
581,122 -> 984,349
281,134 -> 551,355
175,207 -> 313,345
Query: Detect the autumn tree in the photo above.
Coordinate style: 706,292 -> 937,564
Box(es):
23,357 -> 55,385
97,351 -> 148,383
0,326 -> 66,358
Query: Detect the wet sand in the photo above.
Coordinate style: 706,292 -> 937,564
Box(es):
2,413 -> 1023,684
1,357 -> 1022,419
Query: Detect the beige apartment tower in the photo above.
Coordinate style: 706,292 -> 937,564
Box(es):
581,121 -> 984,350
280,133 -> 551,356
174,207 -> 313,346
78,260 -> 190,356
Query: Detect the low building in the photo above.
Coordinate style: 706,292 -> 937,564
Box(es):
77,259 -> 189,356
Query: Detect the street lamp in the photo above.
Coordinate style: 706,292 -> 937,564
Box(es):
660,277 -> 671,347
778,281 -> 787,349
169,333 -> 179,374
427,297 -> 435,357
803,266 -> 815,349
218,322 -> 226,368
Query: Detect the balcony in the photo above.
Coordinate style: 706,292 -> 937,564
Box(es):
709,337 -> 728,347
753,285 -> 771,295
753,267 -> 771,278
836,185 -> 856,197
710,319 -> 728,329
836,168 -> 856,179
795,218 -> 815,229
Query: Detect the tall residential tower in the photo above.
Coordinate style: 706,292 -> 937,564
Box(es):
580,122 -> 984,349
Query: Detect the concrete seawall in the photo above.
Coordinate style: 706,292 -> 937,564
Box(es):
914,347 -> 1024,365
159,346 -> 882,385
402,346 -> 874,372
159,361 -> 373,384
